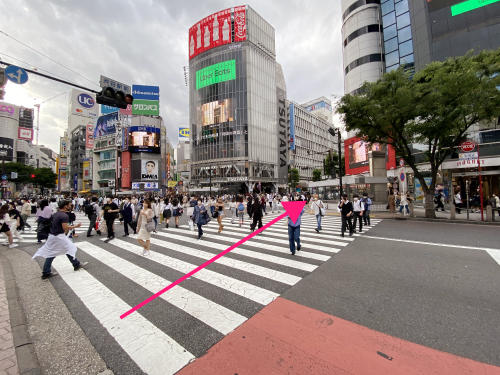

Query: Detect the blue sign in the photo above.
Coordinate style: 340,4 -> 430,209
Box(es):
5,65 -> 29,85
304,101 -> 332,113
1,175 -> 7,181
78,93 -> 95,108
128,126 -> 160,134
73,174 -> 78,191
94,112 -> 118,139
179,128 -> 190,138
163,171 -> 166,180
289,103 -> 296,151
400,172 -> 405,182
100,105 -> 119,115
132,85 -> 160,101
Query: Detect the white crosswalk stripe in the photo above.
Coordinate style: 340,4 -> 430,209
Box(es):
41,211 -> 381,375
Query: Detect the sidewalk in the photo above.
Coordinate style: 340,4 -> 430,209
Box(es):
0,261 -> 19,375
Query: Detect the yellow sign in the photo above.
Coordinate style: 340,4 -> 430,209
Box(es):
179,128 -> 189,138
168,181 -> 177,187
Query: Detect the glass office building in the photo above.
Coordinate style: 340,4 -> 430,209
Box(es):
189,6 -> 287,194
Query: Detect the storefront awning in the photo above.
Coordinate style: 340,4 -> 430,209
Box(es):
78,190 -> 91,194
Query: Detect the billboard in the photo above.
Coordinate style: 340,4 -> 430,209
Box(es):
277,88 -> 288,185
18,127 -> 33,141
196,60 -> 236,90
141,159 -> 159,180
304,101 -> 332,112
121,151 -> 131,188
69,88 -> 98,118
100,105 -> 119,115
94,112 -> 118,139
132,100 -> 160,116
83,160 -> 90,181
86,123 -> 94,149
201,99 -> 232,126
60,137 -> 67,158
58,169 -> 67,191
128,126 -> 161,153
344,136 -> 396,175
234,6 -> 247,42
189,8 -> 232,60
289,103 -> 296,151
132,85 -> 160,101
132,182 -> 158,190
179,128 -> 189,138
0,138 -> 14,158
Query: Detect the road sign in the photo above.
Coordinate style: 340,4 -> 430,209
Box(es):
5,66 -> 29,85
459,139 -> 477,153
399,158 -> 404,167
1,175 -> 7,181
1,180 -> 8,186
400,172 -> 405,182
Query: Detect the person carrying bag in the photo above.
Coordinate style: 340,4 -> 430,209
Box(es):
310,194 -> 325,233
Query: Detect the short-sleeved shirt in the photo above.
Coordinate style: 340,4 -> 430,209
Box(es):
103,203 -> 118,220
50,211 -> 69,236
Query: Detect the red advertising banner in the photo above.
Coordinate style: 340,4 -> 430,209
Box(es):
121,151 -> 131,188
189,8 -> 231,60
344,136 -> 396,176
86,123 -> 94,149
234,6 -> 247,42
120,104 -> 132,116
18,127 -> 33,141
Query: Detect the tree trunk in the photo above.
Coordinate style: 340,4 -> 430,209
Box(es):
424,189 -> 436,219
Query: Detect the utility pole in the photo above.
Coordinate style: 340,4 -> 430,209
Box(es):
338,129 -> 343,196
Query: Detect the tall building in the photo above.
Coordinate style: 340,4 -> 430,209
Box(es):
176,141 -> 191,188
288,98 -> 335,182
188,5 -> 288,195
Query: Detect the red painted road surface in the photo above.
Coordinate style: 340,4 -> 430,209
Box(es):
177,297 -> 500,375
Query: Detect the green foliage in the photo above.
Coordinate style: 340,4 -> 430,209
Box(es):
1,162 -> 35,184
312,169 -> 322,182
33,168 -> 57,191
336,49 -> 500,216
288,168 -> 300,187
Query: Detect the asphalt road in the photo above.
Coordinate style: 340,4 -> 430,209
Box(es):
282,219 -> 500,367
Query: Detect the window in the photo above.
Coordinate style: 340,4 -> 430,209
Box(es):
383,12 -> 396,27
383,24 -> 397,41
397,25 -> 412,42
399,40 -> 413,57
395,0 -> 409,16
385,37 -> 398,53
400,53 -> 414,65
381,0 -> 394,15
386,50 -> 399,67
396,12 -> 411,29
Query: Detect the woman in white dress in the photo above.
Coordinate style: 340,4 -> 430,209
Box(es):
136,199 -> 154,256
229,198 -> 237,224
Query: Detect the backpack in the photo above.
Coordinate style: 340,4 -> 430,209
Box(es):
238,203 -> 245,211
85,204 -> 95,216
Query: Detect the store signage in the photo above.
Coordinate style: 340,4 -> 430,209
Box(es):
0,105 -> 15,116
100,75 -> 131,95
179,128 -> 190,138
86,124 -> 94,149
227,176 -> 248,182
132,85 -> 160,101
168,181 -> 177,187
189,8 -> 232,60
132,99 -> 159,116
234,6 -> 247,42
451,0 -> 500,16
459,139 -> 477,152
18,127 -> 33,141
100,105 -> 119,115
132,182 -> 158,189
196,60 -> 236,90
459,152 -> 478,160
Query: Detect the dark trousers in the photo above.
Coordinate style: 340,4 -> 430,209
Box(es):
353,212 -> 363,232
123,218 -> 135,235
210,206 -> 215,216
362,210 -> 370,225
106,217 -> 115,238
197,223 -> 203,238
251,215 -> 263,231
43,255 -> 80,276
288,225 -> 301,253
341,215 -> 353,235
87,214 -> 97,236
435,201 -> 445,211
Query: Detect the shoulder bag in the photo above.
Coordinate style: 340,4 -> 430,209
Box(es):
319,201 -> 326,217
145,218 -> 155,232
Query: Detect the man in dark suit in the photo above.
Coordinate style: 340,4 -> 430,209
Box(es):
121,196 -> 136,236
338,194 -> 353,237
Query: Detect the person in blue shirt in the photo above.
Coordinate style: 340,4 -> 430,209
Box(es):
361,193 -> 372,226
287,207 -> 306,255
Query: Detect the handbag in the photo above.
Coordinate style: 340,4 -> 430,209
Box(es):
318,201 -> 326,216
145,219 -> 155,232
212,211 -> 219,218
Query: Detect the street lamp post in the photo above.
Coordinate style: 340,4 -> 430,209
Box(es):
328,127 -> 343,197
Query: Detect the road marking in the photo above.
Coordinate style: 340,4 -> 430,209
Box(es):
77,242 -> 247,334
361,235 -> 500,253
52,256 -> 194,375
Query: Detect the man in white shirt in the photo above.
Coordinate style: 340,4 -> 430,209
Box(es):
352,194 -> 365,233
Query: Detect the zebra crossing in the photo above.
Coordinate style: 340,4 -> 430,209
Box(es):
38,211 -> 381,374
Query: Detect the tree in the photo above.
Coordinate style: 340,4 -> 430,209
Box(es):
336,49 -> 500,218
324,152 -> 345,178
33,168 -> 57,192
288,168 -> 300,190
312,169 -> 322,182
1,162 -> 35,184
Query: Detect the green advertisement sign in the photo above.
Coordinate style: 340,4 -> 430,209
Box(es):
132,99 -> 159,116
196,60 -> 236,90
451,0 -> 500,16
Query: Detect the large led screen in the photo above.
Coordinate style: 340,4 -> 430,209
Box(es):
347,140 -> 386,169
128,126 -> 160,154
201,99 -> 233,126
196,60 -> 236,90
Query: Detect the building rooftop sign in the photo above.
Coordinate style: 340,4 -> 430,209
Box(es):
451,0 -> 500,16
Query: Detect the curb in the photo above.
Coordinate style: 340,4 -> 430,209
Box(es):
0,254 -> 42,375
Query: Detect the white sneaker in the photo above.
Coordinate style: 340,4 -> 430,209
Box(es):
141,248 -> 147,255
8,244 -> 18,248
396,212 -> 401,215
2,242 -> 8,246
144,250 -> 150,256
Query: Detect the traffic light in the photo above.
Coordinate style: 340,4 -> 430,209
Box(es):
31,174 -> 35,178
0,68 -> 7,101
96,87 -> 133,109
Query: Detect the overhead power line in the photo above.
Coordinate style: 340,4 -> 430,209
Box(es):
0,30 -> 100,87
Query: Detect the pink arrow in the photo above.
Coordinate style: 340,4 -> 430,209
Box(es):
120,200 -> 306,319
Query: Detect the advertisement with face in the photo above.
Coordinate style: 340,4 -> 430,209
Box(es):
94,112 -> 118,139
201,99 -> 232,126
128,126 -> 161,153
141,160 -> 159,180
347,141 -> 385,169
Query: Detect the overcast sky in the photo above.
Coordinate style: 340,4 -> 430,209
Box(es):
2,0 -> 344,153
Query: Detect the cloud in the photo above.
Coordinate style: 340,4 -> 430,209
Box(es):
2,0 -> 343,153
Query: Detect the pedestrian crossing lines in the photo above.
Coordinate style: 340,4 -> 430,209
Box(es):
46,213 -> 381,375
